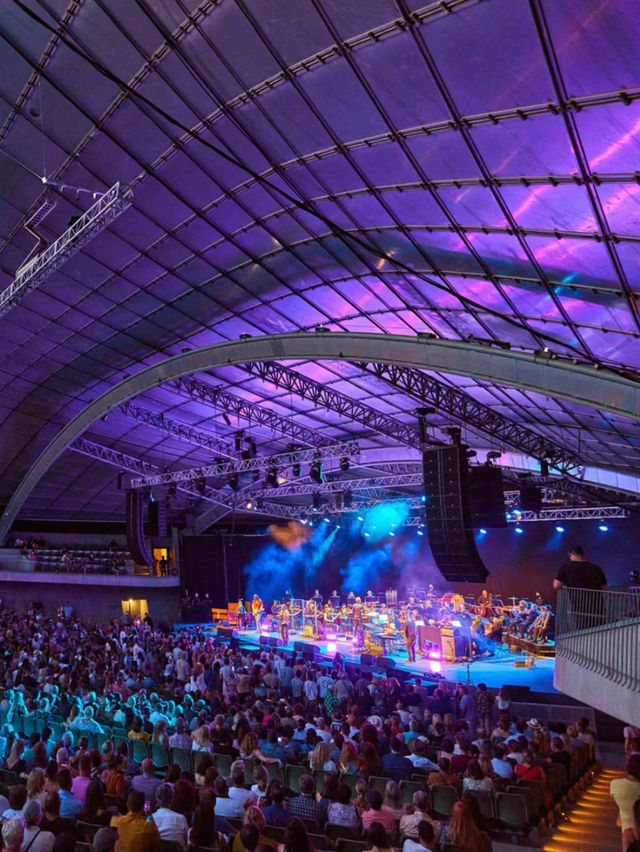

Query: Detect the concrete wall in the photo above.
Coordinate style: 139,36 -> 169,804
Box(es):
555,620 -> 640,725
0,575 -> 182,626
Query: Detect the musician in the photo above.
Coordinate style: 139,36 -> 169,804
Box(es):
426,584 -> 437,599
278,603 -> 291,645
237,598 -> 246,630
251,594 -> 264,631
284,588 -> 293,604
405,609 -> 417,662
329,590 -> 341,608
477,589 -> 493,607
346,591 -> 356,604
352,596 -> 364,644
365,589 -> 376,603
312,588 -> 323,606
531,604 -> 552,643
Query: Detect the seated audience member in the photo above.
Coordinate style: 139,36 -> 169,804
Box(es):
2,786 -> 27,820
260,781 -> 290,828
361,791 -> 398,836
189,799 -> 228,850
402,820 -> 437,852
364,822 -> 394,852
110,791 -> 159,852
462,760 -> 495,794
78,780 -> 114,828
22,799 -> 55,852
2,819 -> 24,852
149,783 -> 188,850
399,792 -> 441,843
327,783 -> 360,831
57,769 -> 82,821
381,736 -> 412,783
287,774 -> 326,831
92,828 -> 118,852
231,807 -> 275,852
212,777 -> 244,820
443,801 -> 492,852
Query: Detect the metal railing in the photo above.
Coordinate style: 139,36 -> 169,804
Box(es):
556,587 -> 640,691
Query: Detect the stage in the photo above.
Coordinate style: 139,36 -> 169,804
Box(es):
177,622 -> 558,694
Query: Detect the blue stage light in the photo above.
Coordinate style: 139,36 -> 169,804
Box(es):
389,531 -> 395,537
357,515 -> 364,522
598,524 -> 609,532
555,525 -> 565,532
515,526 -> 524,534
421,495 -> 426,503
417,529 -> 424,536
364,531 -> 370,538
323,516 -> 330,523
479,528 -> 487,535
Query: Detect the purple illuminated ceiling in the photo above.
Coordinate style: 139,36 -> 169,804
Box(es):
1,0 -> 640,522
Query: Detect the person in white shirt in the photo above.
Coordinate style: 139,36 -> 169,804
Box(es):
303,676 -> 318,702
227,765 -> 257,809
402,819 -> 437,852
150,784 -> 188,851
22,800 -> 55,852
399,792 -> 441,843
212,777 -> 244,819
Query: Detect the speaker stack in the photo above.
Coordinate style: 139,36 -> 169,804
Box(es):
126,490 -> 152,566
147,500 -> 167,536
419,427 -> 488,583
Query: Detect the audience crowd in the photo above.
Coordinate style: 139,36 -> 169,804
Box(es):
0,605 -> 600,852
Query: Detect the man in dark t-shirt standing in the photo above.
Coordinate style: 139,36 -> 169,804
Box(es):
553,545 -> 606,631
553,545 -> 607,590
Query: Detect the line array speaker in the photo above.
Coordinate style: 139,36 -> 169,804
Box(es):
125,490 -> 152,567
216,627 -> 234,639
422,446 -> 488,583
520,485 -> 542,513
147,500 -> 167,537
468,465 -> 507,528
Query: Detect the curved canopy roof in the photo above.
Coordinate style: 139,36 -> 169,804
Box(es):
1,0 -> 639,526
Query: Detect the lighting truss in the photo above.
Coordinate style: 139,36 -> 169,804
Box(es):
244,361 -> 423,446
241,472 -> 424,500
69,437 -> 226,506
506,506 -> 630,522
129,440 -> 360,489
0,182 -> 131,318
118,401 -> 236,458
357,361 -> 579,474
169,375 -> 327,447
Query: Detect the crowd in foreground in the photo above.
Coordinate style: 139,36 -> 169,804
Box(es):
0,604 -> 611,852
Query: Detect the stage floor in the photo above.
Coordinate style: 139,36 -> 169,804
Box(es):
178,623 -> 558,694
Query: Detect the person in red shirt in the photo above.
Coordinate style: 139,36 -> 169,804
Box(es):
361,790 -> 399,835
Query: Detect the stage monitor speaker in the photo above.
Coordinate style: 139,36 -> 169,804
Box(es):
217,627 -> 234,639
293,641 -> 306,654
360,653 -> 376,667
468,465 -> 507,528
378,657 -> 396,671
422,446 -> 488,582
125,490 -> 152,567
260,635 -> 281,647
334,652 -> 345,667
302,650 -> 315,661
520,485 -> 542,513
147,500 -> 167,537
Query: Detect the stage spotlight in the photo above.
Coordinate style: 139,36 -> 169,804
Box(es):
389,531 -> 395,537
343,489 -> 353,509
364,531 -> 370,538
357,515 -> 364,522
244,499 -> 253,510
340,456 -> 350,472
323,516 -> 330,524
420,495 -> 426,503
228,473 -> 239,491
309,452 -> 324,484
417,529 -> 424,536
479,528 -> 487,535
598,524 -> 609,532
266,467 -> 278,488
515,526 -> 524,534
555,525 -> 565,533
312,492 -> 321,512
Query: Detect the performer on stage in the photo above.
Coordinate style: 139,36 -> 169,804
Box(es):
312,588 -> 323,606
477,589 -> 493,607
251,594 -> 264,632
405,609 -> 417,662
531,604 -> 552,643
365,589 -> 376,603
278,603 -> 291,645
237,598 -> 246,630
329,590 -> 341,607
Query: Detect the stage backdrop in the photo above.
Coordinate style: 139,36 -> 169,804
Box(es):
180,516 -> 635,609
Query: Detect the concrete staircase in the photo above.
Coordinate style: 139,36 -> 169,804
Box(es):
543,767 -> 623,852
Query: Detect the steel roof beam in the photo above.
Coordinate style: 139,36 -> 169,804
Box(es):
3,332 -> 640,543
